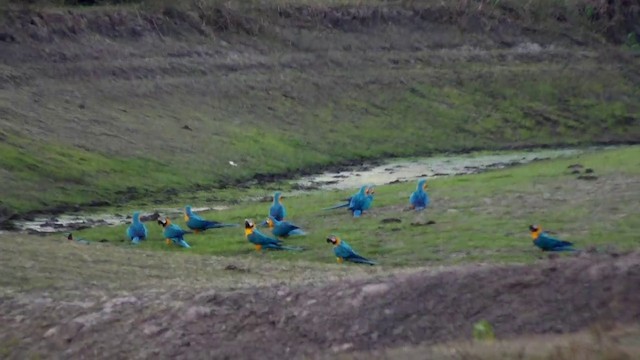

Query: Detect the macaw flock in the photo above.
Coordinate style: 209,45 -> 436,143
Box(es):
120,178 -> 574,266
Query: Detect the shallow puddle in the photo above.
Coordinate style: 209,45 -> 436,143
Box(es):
293,148 -> 586,190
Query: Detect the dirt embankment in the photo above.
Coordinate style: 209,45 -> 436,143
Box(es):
0,1 -> 638,46
3,252 -> 639,359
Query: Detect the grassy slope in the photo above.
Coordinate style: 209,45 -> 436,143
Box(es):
72,146 -> 640,267
0,1 -> 639,215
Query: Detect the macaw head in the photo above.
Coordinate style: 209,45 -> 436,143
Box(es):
244,219 -> 255,236
358,185 -> 368,195
184,206 -> 192,221
132,211 -> 140,222
326,234 -> 341,246
529,224 -> 541,240
158,217 -> 171,228
265,217 -> 275,229
274,192 -> 282,203
417,179 -> 428,191
366,186 -> 375,195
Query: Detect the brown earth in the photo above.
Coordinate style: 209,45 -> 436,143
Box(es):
2,251 -> 639,359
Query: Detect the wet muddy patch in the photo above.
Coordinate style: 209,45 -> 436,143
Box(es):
12,206 -> 228,234
293,148 -> 587,190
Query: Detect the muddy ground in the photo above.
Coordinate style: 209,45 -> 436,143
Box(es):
2,251 -> 639,359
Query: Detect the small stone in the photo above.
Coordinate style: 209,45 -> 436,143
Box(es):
361,283 -> 390,296
184,306 -> 211,321
44,327 -> 58,338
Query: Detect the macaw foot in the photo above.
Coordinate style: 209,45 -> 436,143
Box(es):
194,230 -> 200,235
165,239 -> 171,246
255,245 -> 262,252
336,257 -> 343,264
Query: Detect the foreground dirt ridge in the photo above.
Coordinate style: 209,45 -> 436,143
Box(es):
2,252 -> 639,358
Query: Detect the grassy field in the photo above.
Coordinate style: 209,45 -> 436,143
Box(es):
0,0 -> 639,216
66,146 -> 640,267
1,146 -> 639,359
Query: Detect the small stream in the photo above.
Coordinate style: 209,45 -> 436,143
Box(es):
10,147 -> 595,234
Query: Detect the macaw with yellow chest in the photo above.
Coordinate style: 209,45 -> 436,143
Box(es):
529,225 -> 575,252
265,216 -> 306,238
157,217 -> 191,248
184,205 -> 238,234
244,219 -> 303,252
326,235 -> 376,265
126,211 -> 148,244
324,185 -> 375,217
409,179 -> 430,211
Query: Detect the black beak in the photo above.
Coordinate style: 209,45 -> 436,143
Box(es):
529,225 -> 537,232
244,219 -> 252,229
326,237 -> 334,244
157,219 -> 165,226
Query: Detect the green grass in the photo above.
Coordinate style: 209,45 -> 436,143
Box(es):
69,146 -> 640,267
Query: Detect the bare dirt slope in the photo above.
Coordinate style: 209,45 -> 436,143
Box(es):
2,251 -> 639,359
1,2 -> 639,215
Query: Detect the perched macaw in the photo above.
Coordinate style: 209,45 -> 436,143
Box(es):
529,225 -> 575,252
244,219 -> 302,252
324,185 -> 375,217
326,235 -> 376,265
409,179 -> 430,211
67,233 -> 90,245
269,192 -> 286,221
126,211 -> 148,244
157,217 -> 191,248
265,216 -> 306,238
184,205 -> 238,234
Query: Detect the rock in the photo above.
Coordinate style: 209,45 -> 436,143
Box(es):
567,163 -> 584,170
184,306 -> 212,321
143,324 -> 164,336
380,218 -> 401,224
361,283 -> 390,296
411,220 -> 436,226
577,175 -> 598,181
224,264 -> 249,273
331,343 -> 354,353
44,326 -> 59,338
585,168 -> 594,173
140,212 -> 160,222
571,169 -> 581,174
182,125 -> 193,131
195,290 -> 218,302
104,296 -> 139,312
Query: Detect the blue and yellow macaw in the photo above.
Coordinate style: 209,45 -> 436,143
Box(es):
126,211 -> 148,244
326,235 -> 376,265
244,219 -> 302,252
529,225 -> 575,251
324,185 -> 375,217
265,216 -> 306,238
409,179 -> 430,211
157,217 -> 191,248
184,205 -> 238,234
269,192 -> 286,222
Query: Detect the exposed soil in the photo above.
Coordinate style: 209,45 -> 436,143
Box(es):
2,251 -> 639,359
